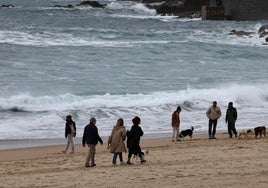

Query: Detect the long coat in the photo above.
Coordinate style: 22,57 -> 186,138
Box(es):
171,111 -> 180,127
108,125 -> 127,153
127,124 -> 143,154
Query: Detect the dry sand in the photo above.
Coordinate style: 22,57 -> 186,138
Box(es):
0,132 -> 267,188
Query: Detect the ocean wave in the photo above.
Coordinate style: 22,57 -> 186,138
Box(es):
2,23 -> 264,48
0,30 -> 177,47
0,83 -> 267,140
107,2 -> 156,15
187,27 -> 267,47
1,83 -> 267,112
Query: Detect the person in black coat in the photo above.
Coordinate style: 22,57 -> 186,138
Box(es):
225,102 -> 238,138
82,117 -> 103,167
126,116 -> 146,164
62,115 -> 76,154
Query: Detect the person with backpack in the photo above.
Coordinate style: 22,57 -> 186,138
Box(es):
62,114 -> 76,154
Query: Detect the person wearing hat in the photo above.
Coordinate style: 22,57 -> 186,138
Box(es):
62,114 -> 76,154
126,116 -> 146,165
225,102 -> 238,138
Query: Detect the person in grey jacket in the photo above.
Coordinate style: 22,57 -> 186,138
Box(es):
225,102 -> 238,138
82,117 -> 103,167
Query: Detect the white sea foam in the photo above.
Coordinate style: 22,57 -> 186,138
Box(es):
1,83 -> 266,111
107,2 -> 156,15
0,30 -> 172,47
187,27 -> 267,47
0,84 -> 267,139
2,23 -> 265,48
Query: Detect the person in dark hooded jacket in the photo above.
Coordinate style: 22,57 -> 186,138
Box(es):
225,102 -> 238,138
126,116 -> 146,165
62,114 -> 76,154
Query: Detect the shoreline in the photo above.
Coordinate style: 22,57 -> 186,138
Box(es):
0,132 -> 267,187
0,132 -> 170,150
0,131 -> 214,150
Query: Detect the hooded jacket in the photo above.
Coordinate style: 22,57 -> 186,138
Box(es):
225,107 -> 237,122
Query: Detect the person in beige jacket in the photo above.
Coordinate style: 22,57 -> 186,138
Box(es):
108,118 -> 127,165
206,101 -> 221,139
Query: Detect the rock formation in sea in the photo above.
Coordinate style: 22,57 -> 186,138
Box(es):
53,1 -> 106,9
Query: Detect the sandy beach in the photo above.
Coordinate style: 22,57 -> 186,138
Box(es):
0,132 -> 267,188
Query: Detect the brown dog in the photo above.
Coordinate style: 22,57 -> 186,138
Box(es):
254,126 -> 266,139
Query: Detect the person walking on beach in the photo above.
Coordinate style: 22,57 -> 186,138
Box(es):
107,118 -> 127,165
171,106 -> 182,142
126,116 -> 146,165
225,102 -> 238,138
82,117 -> 103,167
62,115 -> 76,154
206,101 -> 221,139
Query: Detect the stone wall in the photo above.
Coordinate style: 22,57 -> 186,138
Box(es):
222,0 -> 268,20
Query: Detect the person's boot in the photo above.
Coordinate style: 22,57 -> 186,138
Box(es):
126,158 -> 133,165
140,155 -> 146,164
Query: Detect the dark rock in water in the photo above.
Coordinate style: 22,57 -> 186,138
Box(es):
258,25 -> 268,38
1,4 -> 15,8
146,0 -> 184,15
76,1 -> 106,8
145,0 -> 201,17
54,4 -> 74,8
53,1 -> 106,9
229,30 -> 254,37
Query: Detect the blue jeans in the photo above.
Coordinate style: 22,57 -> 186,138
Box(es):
208,119 -> 217,138
112,152 -> 123,165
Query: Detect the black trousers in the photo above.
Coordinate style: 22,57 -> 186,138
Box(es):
228,121 -> 237,138
128,147 -> 142,159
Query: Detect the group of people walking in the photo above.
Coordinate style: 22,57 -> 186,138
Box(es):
62,100 -> 237,167
63,115 -> 146,167
171,101 -> 238,141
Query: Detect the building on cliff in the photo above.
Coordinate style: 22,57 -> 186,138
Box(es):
202,0 -> 268,21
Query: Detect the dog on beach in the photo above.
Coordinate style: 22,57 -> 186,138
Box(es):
179,126 -> 194,140
254,126 -> 266,139
238,129 -> 253,139
132,149 -> 149,162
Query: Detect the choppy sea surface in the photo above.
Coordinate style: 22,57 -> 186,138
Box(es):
0,0 -> 268,146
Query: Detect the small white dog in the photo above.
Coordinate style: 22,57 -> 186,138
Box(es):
132,149 -> 149,162
238,129 -> 253,139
